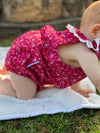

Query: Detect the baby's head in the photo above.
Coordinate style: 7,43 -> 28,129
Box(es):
80,1 -> 100,40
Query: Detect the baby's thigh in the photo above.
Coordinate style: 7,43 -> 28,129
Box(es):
9,71 -> 37,100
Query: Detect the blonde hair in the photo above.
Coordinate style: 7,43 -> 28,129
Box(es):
80,1 -> 100,30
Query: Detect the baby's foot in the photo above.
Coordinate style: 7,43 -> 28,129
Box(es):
0,66 -> 9,75
76,88 -> 96,97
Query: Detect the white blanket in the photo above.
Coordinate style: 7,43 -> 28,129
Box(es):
0,47 -> 100,121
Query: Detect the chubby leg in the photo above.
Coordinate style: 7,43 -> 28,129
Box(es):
9,72 -> 37,100
0,74 -> 16,97
70,82 -> 96,97
0,72 -> 37,100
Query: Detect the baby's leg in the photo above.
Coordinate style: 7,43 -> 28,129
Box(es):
70,82 -> 96,97
0,72 -> 37,100
0,74 -> 16,97
9,72 -> 37,100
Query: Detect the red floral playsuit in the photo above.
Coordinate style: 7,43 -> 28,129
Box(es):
5,25 -> 100,91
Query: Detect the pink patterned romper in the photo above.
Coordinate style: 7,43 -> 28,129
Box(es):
5,25 -> 100,91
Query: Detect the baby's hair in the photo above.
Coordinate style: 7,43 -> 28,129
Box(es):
80,1 -> 100,30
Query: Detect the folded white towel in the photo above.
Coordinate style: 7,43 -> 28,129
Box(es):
0,47 -> 100,121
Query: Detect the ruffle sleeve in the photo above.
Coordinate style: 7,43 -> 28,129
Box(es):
66,24 -> 100,52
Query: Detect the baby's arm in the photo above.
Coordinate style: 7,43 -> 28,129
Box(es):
67,42 -> 100,92
58,42 -> 100,95
77,44 -> 100,92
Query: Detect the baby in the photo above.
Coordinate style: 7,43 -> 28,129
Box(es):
0,1 -> 100,100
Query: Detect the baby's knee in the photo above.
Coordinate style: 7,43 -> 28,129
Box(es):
9,71 -> 37,100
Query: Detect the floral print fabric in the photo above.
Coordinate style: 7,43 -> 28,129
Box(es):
5,25 -> 95,91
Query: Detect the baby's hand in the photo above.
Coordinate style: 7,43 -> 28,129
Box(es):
70,83 -> 96,97
0,66 -> 9,75
76,88 -> 96,97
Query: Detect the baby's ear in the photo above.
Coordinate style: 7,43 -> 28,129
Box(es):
90,24 -> 100,39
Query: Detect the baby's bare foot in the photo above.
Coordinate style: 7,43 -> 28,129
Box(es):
0,66 -> 9,75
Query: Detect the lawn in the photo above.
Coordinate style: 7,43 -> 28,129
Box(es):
0,110 -> 100,133
0,38 -> 100,133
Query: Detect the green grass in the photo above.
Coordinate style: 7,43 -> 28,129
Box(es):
0,110 -> 100,133
0,37 -> 15,47
0,38 -> 100,133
